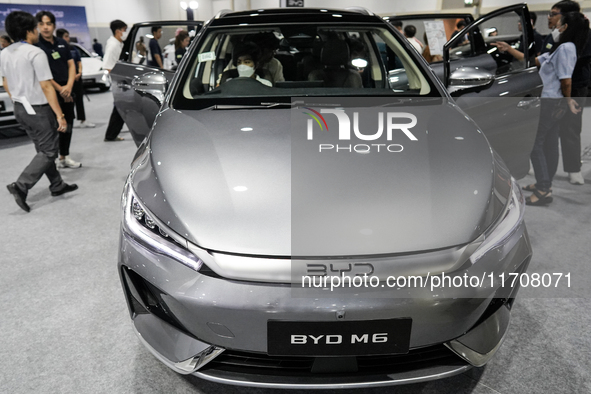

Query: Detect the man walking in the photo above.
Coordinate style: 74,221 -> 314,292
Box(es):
2,11 -> 77,212
103,19 -> 128,142
35,11 -> 81,168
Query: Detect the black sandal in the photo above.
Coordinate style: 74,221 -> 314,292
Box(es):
525,189 -> 553,206
522,184 -> 552,193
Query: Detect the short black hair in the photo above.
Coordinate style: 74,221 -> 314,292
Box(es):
392,20 -> 403,29
1,35 -> 13,44
56,28 -> 69,38
93,38 -> 98,43
151,26 -> 162,34
110,20 -> 127,35
457,20 -> 467,29
404,25 -> 417,38
552,1 -> 580,13
530,11 -> 537,26
232,41 -> 261,66
35,10 -> 56,25
5,11 -> 36,42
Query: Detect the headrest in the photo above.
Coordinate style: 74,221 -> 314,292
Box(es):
321,39 -> 350,67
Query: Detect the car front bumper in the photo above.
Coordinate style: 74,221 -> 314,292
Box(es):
118,214 -> 531,388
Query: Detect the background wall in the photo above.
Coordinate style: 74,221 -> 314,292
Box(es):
3,0 -> 591,50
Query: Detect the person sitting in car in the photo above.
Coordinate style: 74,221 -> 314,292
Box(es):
219,41 -> 272,86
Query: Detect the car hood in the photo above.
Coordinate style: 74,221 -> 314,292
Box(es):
132,101 -> 508,257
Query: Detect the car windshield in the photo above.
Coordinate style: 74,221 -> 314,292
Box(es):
173,23 -> 441,109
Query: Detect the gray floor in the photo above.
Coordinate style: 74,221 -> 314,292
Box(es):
1,91 -> 590,394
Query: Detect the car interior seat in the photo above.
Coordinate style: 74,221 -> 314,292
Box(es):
308,39 -> 362,88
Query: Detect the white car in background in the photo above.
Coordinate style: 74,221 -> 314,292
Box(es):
70,43 -> 111,91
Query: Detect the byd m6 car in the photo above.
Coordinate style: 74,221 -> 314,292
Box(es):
116,6 -> 537,389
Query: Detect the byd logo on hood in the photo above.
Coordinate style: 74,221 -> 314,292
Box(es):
303,108 -> 418,153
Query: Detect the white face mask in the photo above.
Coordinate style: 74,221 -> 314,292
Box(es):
237,64 -> 255,78
121,30 -> 129,41
551,27 -> 561,42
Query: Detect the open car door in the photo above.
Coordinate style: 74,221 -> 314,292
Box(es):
391,4 -> 542,179
110,21 -> 202,146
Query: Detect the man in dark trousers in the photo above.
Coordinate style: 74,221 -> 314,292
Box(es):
542,0 -> 590,184
56,28 -> 95,129
2,11 -> 77,212
35,11 -> 80,168
103,19 -> 128,141
148,26 -> 163,68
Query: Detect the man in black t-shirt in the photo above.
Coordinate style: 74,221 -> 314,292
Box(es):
35,11 -> 80,168
148,26 -> 163,68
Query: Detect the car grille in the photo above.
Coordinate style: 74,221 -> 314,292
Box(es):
202,345 -> 463,376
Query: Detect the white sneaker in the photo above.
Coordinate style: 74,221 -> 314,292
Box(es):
59,156 -> 82,168
569,172 -> 585,185
76,121 -> 96,128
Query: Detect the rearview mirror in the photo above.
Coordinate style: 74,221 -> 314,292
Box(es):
131,72 -> 168,105
448,67 -> 494,94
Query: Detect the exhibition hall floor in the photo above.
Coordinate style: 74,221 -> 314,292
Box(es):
1,91 -> 590,394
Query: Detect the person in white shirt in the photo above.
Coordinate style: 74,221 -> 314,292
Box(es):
103,19 -> 128,142
2,11 -> 78,212
403,25 -> 424,53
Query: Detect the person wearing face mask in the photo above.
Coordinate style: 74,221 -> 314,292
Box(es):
219,42 -> 272,87
498,12 -> 589,205
103,19 -> 129,142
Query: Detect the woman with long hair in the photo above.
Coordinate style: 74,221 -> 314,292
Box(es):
174,30 -> 190,65
496,12 -> 590,205
523,12 -> 589,205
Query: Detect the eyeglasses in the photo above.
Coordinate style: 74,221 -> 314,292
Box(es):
548,11 -> 562,17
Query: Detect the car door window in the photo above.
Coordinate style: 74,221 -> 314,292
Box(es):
127,25 -> 197,70
450,12 -> 527,76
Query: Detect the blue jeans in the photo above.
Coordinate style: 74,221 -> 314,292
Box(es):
531,99 -> 561,192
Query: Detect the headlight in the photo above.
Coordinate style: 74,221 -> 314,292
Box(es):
122,182 -> 203,272
470,178 -> 525,264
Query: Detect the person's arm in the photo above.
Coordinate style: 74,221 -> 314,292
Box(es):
492,41 -> 524,61
40,80 -> 67,132
154,53 -> 163,68
2,77 -> 11,98
61,58 -> 76,98
560,78 -> 581,114
76,60 -> 82,81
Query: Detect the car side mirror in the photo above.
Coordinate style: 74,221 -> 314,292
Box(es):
448,67 -> 494,95
132,72 -> 168,105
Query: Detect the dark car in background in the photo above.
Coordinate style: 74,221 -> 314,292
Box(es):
116,6 -> 535,389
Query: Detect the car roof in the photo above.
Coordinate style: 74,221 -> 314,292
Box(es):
209,8 -> 384,27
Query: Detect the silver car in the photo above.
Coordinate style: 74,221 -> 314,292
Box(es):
118,7 -> 534,389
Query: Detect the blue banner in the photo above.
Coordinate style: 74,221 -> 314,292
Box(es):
0,3 -> 91,50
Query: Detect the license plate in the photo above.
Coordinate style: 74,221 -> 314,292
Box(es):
267,318 -> 412,356
83,78 -> 95,83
